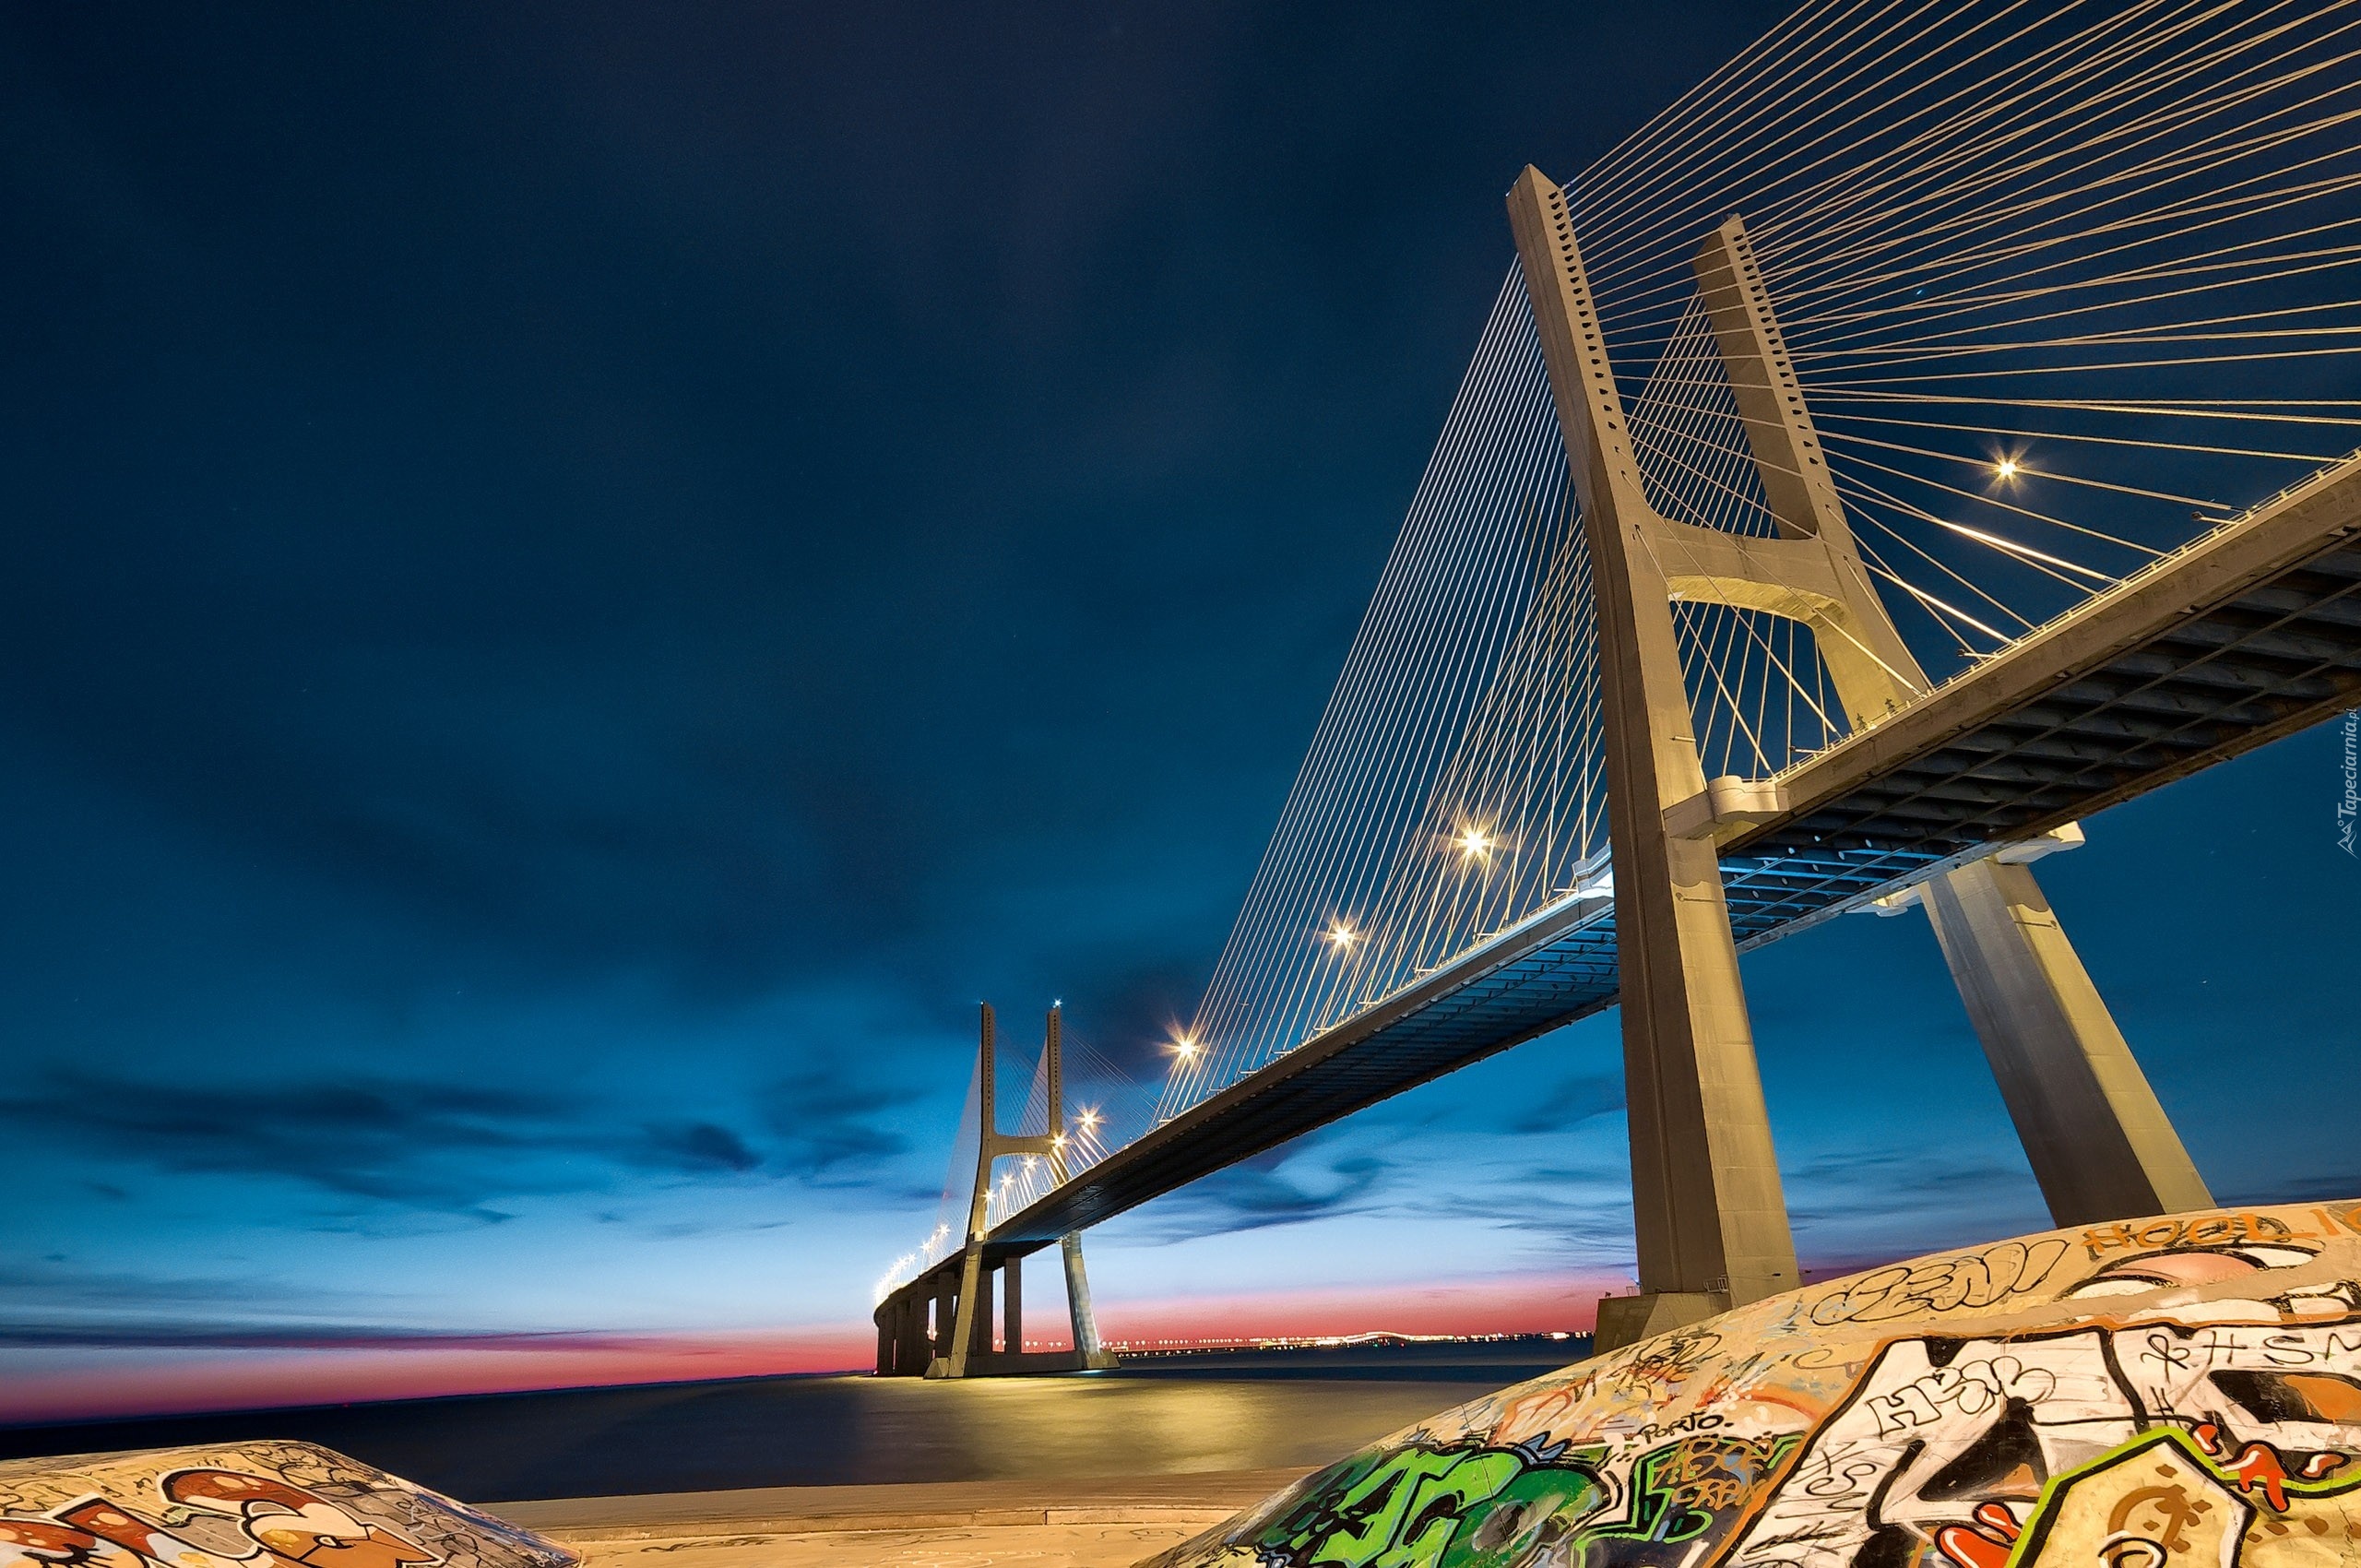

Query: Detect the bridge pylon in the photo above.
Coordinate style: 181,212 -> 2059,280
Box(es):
1511,170 -> 1803,1346
889,1002 -> 1115,1379
1508,168 -> 2211,1349
1691,210 -> 2213,1230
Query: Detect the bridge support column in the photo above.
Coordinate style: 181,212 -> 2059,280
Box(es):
875,1273 -> 939,1375
1062,1232 -> 1111,1367
1922,859 -> 2212,1225
1513,170 -> 1799,1350
1044,1006 -> 1115,1371
900,1300 -> 920,1375
966,1264 -> 995,1360
1003,1257 -> 1021,1352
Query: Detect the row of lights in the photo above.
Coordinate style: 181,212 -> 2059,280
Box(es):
1165,830 -> 1502,1072
969,828 -> 1535,1235
1321,831 -> 1494,954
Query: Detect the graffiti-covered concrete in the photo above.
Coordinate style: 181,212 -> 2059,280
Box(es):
1143,1200 -> 2361,1568
0,1443 -> 574,1568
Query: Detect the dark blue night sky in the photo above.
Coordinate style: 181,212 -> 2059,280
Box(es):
3,3 -> 2355,1421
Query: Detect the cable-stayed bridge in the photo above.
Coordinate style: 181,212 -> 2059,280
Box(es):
875,0 -> 2361,1377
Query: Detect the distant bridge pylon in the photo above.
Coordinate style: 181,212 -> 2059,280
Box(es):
873,1004 -> 1117,1377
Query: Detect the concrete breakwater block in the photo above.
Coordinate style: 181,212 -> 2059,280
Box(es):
0,1440 -> 576,1568
1145,1198 -> 2361,1568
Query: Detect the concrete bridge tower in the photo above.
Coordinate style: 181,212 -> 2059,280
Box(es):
1506,168 -> 2210,1349
873,1004 -> 1117,1377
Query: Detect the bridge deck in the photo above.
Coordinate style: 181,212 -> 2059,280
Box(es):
916,451 -> 2361,1279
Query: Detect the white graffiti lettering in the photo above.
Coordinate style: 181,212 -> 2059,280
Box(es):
1868,1355 -> 2059,1438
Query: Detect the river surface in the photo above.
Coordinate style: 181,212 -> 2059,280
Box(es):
0,1340 -> 1589,1503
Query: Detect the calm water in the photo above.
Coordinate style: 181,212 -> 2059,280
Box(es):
0,1340 -> 1587,1503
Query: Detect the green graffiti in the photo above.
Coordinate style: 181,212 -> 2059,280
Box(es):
1250,1436 -> 1605,1568
1570,1433 -> 1801,1568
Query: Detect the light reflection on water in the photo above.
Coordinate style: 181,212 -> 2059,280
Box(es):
835,1372 -> 1492,1483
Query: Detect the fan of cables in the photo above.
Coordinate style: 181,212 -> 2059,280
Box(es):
1579,0 -> 2361,670
1151,0 -> 2361,1128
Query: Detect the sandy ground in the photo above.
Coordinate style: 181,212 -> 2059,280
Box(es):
492,1469 -> 1300,1568
543,1518 -> 1213,1567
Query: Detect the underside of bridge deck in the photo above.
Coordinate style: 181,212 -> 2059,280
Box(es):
1739,458 -> 2361,865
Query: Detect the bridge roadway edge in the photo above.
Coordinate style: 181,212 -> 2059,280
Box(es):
1748,445 -> 2361,856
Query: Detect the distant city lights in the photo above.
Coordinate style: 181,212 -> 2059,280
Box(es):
1107,1329 -> 1586,1354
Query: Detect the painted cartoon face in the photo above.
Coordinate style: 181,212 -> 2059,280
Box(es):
2062,1244 -> 2358,1323
158,1475 -> 437,1568
2067,1243 -> 2319,1292
53,1499 -> 252,1568
0,1520 -> 148,1568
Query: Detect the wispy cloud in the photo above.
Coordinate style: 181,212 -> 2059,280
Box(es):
0,1257 -> 314,1314
1129,1143 -> 1393,1241
641,1120 -> 764,1173
1396,1157 -> 1640,1254
758,1071 -> 918,1177
2221,1170 -> 2361,1204
1506,1074 -> 1623,1135
0,1320 -> 675,1351
0,1257 -> 429,1354
1375,1072 -> 1623,1137
1782,1145 -> 2035,1226
0,1063 -> 912,1216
